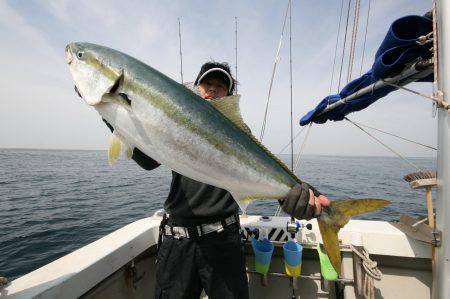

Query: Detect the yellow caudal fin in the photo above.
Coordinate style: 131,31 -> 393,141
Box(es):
332,198 -> 391,219
108,133 -> 122,165
318,198 -> 390,275
318,219 -> 341,275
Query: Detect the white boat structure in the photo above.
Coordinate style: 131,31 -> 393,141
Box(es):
0,213 -> 435,299
1,1 -> 449,298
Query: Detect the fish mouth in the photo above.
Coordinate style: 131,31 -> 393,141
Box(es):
65,45 -> 73,65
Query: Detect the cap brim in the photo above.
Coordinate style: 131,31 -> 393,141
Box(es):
196,68 -> 233,93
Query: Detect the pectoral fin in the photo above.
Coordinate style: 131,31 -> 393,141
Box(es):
101,92 -> 131,109
108,131 -> 134,165
108,133 -> 122,165
125,147 -> 133,159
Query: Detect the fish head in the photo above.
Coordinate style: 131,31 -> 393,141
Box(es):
65,42 -> 124,106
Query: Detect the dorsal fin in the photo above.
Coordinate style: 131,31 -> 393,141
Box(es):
211,95 -> 301,184
210,95 -> 251,134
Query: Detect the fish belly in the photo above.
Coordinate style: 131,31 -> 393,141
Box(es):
96,102 -> 290,208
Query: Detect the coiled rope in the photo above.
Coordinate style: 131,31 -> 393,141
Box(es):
350,244 -> 382,299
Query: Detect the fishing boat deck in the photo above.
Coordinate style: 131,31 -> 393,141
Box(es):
0,214 -> 432,299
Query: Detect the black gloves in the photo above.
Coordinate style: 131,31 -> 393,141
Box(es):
281,182 -> 322,220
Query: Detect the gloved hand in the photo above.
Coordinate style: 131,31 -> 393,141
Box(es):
281,182 -> 330,220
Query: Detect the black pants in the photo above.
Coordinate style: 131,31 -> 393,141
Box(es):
155,224 -> 249,299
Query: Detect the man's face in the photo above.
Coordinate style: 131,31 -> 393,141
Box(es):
198,76 -> 229,100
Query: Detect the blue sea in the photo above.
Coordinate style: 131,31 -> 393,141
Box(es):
0,149 -> 436,280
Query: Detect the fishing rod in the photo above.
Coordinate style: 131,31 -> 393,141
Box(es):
178,17 -> 184,84
235,17 -> 238,95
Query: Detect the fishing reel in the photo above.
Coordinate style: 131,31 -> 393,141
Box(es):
286,219 -> 312,238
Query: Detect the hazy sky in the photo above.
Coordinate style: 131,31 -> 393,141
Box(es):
0,0 -> 435,157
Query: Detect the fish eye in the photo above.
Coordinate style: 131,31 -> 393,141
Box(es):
77,51 -> 84,59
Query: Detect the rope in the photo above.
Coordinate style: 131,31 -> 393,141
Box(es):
359,0 -> 371,76
289,0 -> 294,171
349,120 -> 437,150
432,0 -> 439,93
274,124 -> 312,216
274,125 -> 308,217
294,123 -> 313,173
350,245 -> 382,299
274,127 -> 308,217
329,0 -> 345,94
345,117 -> 423,172
337,0 -> 352,91
277,126 -> 308,155
260,0 -> 291,141
382,80 -> 450,109
347,0 -> 361,83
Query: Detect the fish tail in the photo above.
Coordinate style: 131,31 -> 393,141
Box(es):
319,198 -> 390,274
318,219 -> 342,275
332,198 -> 391,219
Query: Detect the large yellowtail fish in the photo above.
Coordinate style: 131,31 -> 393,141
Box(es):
65,42 -> 390,274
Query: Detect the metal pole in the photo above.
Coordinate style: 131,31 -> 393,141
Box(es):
289,1 -> 294,171
178,18 -> 184,84
434,1 -> 450,298
318,62 -> 433,116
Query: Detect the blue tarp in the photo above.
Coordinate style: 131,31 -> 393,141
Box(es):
300,15 -> 433,126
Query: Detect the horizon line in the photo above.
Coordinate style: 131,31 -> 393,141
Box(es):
0,146 -> 437,159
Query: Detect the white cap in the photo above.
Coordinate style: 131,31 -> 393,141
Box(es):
196,67 -> 233,93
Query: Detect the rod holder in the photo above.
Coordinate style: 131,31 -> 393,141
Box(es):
260,274 -> 269,287
283,240 -> 303,278
251,238 -> 274,276
291,276 -> 299,290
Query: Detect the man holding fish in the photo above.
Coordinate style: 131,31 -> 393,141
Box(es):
66,42 -> 388,299
103,62 -> 330,298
